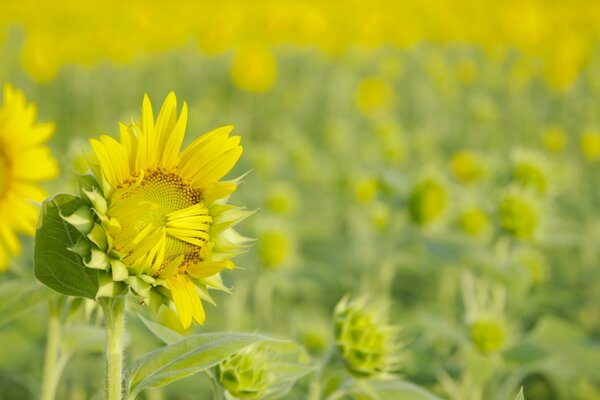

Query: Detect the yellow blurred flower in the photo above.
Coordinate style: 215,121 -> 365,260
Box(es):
354,76 -> 395,116
580,130 -> 600,161
0,85 -> 59,270
230,45 -> 278,93
354,177 -> 378,204
450,151 -> 483,184
541,126 -> 567,153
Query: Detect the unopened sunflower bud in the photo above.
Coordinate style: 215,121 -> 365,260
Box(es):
470,317 -> 506,354
218,344 -> 272,400
334,296 -> 401,377
511,150 -> 549,194
498,191 -> 539,240
408,178 -> 447,225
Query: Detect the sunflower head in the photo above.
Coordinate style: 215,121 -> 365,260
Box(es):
0,84 -> 58,270
62,92 -> 252,329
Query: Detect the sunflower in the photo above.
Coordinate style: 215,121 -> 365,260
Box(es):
0,85 -> 58,270
84,92 -> 251,329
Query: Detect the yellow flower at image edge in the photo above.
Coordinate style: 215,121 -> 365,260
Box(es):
83,92 -> 251,329
0,85 -> 58,270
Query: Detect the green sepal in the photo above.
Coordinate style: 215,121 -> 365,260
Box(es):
67,237 -> 92,259
82,187 -> 108,216
59,205 -> 94,235
126,276 -> 152,299
110,259 -> 129,282
96,271 -> 128,299
84,249 -> 110,270
209,204 -> 256,236
87,224 -> 108,250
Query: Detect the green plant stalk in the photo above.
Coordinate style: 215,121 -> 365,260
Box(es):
40,301 -> 61,400
101,296 -> 126,400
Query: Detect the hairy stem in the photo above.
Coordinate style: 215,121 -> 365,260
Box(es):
40,300 -> 61,400
100,296 -> 126,400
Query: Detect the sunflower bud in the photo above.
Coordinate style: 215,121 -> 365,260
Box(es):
497,190 -> 539,240
450,151 -> 483,184
511,150 -> 549,195
217,341 -> 311,400
458,207 -> 490,237
334,296 -> 401,377
470,316 -> 506,354
218,344 -> 272,400
408,178 -> 447,226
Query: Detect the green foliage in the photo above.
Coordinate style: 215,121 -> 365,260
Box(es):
0,280 -> 53,328
34,194 -> 99,299
125,333 -> 271,399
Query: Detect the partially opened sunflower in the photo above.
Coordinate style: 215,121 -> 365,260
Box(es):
0,85 -> 58,270
68,92 -> 252,329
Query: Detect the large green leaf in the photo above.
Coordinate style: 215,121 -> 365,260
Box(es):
126,332 -> 269,399
34,194 -> 98,299
0,280 -> 54,328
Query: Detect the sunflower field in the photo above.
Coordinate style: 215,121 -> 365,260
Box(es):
0,2 -> 599,400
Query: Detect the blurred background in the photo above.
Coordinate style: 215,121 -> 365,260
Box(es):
1,1 -> 600,399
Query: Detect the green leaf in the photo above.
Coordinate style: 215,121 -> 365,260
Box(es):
138,313 -> 183,345
514,387 -> 525,400
34,194 -> 99,299
0,280 -> 54,328
351,380 -> 443,400
126,332 -> 269,399
261,341 -> 315,400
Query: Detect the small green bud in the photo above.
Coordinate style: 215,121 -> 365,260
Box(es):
408,178 -> 447,225
334,296 -> 401,377
218,343 -> 272,400
470,317 -> 506,354
498,192 -> 538,240
459,208 -> 490,237
258,231 -> 290,269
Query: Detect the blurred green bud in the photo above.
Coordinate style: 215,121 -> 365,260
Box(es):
266,183 -> 298,215
470,317 -> 506,354
516,249 -> 548,285
408,178 -> 447,225
511,150 -> 549,194
498,191 -> 538,240
218,343 -> 272,399
218,341 -> 311,400
458,207 -> 490,237
334,296 -> 401,377
258,231 -> 290,269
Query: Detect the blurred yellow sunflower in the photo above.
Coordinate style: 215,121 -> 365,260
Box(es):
0,85 -> 58,270
87,92 -> 251,328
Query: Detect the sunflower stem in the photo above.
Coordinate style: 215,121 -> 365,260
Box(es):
40,300 -> 61,400
101,296 -> 126,400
